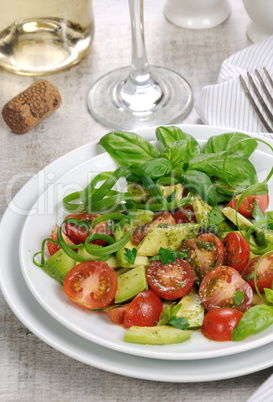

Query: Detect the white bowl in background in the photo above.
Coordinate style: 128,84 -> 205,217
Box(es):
243,0 -> 273,43
164,0 -> 231,30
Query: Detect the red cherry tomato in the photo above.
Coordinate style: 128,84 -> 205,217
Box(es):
227,194 -> 269,218
223,232 -> 250,272
199,266 -> 253,313
242,253 -> 273,292
64,213 -> 113,245
106,303 -> 131,325
181,233 -> 225,283
63,261 -> 118,310
123,290 -> 163,329
201,308 -> 243,341
172,206 -> 196,224
47,224 -> 74,256
146,258 -> 195,300
132,211 -> 175,245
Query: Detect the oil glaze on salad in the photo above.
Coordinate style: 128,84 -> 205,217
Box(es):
34,126 -> 273,345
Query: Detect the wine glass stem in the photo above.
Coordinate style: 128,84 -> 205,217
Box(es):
129,0 -> 150,83
118,0 -> 163,112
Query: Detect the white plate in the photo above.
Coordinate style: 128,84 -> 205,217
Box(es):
1,124 -> 273,381
18,124 -> 273,361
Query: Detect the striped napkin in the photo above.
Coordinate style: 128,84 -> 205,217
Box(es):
195,35 -> 273,138
247,373 -> 273,402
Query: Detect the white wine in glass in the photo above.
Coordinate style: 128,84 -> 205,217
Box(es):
87,0 -> 193,130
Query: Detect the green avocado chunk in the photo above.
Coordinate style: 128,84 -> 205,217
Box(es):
115,265 -> 148,304
42,248 -> 76,284
123,325 -> 191,345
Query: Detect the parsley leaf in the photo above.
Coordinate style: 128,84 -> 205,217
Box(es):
170,316 -> 190,330
234,290 -> 245,306
150,247 -> 187,265
169,304 -> 190,330
124,248 -> 137,265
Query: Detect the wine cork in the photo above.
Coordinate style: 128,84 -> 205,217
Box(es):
2,79 -> 62,134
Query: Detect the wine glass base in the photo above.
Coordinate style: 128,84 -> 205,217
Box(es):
87,65 -> 193,130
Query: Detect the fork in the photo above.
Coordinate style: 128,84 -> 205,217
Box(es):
239,67 -> 273,132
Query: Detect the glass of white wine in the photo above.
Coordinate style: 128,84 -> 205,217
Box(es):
87,0 -> 193,130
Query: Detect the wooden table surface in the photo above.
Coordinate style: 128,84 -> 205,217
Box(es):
1,0 -> 273,400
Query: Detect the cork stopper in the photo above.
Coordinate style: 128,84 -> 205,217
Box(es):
2,79 -> 62,134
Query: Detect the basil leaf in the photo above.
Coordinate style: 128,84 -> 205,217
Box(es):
204,132 -> 257,158
124,248 -> 137,265
180,170 -> 218,207
127,158 -> 172,182
156,126 -> 201,155
188,153 -> 257,189
232,305 -> 273,341
265,288 -> 273,304
98,131 -> 160,166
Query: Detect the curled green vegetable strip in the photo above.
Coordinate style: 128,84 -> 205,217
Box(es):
129,165 -> 168,209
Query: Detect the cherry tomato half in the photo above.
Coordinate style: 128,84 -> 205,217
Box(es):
123,290 -> 163,329
172,206 -> 196,224
47,224 -> 74,256
132,211 -> 175,245
201,308 -> 243,341
227,194 -> 269,218
223,232 -> 250,272
63,261 -> 118,310
64,213 -> 113,245
146,258 -> 195,300
199,266 -> 253,313
181,233 -> 225,284
106,303 -> 131,325
242,253 -> 273,292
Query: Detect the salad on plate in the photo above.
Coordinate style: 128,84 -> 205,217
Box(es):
34,126 -> 273,346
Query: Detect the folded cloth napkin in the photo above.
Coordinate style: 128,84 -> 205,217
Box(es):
247,373 -> 273,402
195,35 -> 273,138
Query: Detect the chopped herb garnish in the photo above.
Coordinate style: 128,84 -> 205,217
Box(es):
124,248 -> 137,265
234,290 -> 245,306
150,247 -> 187,265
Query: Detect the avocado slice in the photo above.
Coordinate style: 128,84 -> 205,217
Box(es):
137,223 -> 200,257
221,207 -> 253,231
191,193 -> 212,229
175,287 -> 204,329
123,325 -> 191,345
42,248 -> 76,284
115,265 -> 148,304
77,247 -> 119,268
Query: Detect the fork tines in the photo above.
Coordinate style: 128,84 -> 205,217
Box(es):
239,67 -> 273,132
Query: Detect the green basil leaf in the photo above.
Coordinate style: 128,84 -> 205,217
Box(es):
265,288 -> 273,304
204,132 -> 257,158
180,170 -> 218,207
156,126 -> 201,155
98,131 -> 160,166
127,158 -> 172,182
188,153 -> 257,189
231,305 -> 273,341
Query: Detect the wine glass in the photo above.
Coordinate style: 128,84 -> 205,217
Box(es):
87,0 -> 193,130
